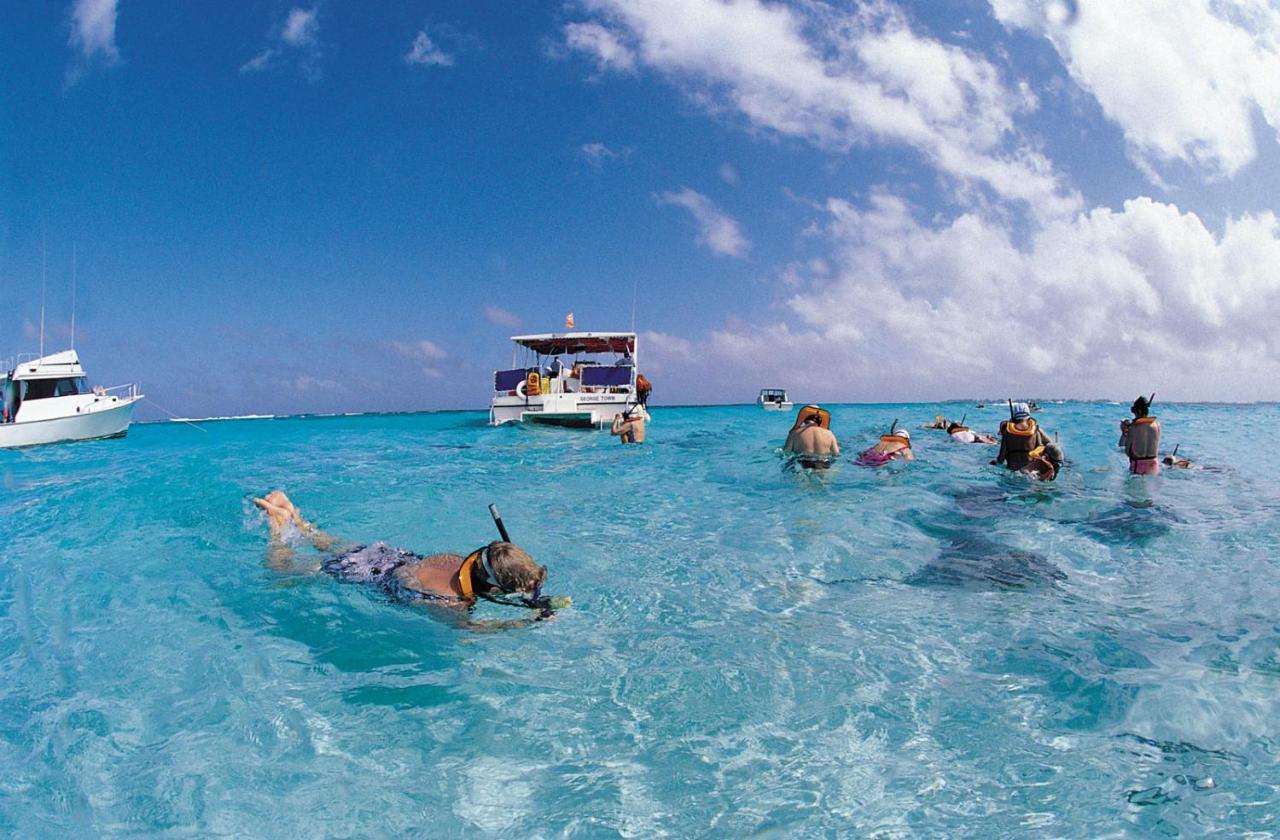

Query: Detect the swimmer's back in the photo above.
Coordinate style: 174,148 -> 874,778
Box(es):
322,541 -> 419,587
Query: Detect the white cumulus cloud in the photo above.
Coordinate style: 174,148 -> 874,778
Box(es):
580,141 -> 631,168
565,0 -> 1079,218
483,305 -> 522,328
282,7 -> 319,47
676,191 -> 1280,401
655,187 -> 750,258
405,29 -> 454,66
66,0 -> 119,84
242,7 -> 322,79
990,0 -> 1280,181
564,21 -> 636,72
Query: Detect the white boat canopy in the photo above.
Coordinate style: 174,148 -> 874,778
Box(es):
509,332 -> 635,356
10,349 -> 86,380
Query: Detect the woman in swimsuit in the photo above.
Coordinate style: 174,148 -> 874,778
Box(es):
253,491 -> 557,624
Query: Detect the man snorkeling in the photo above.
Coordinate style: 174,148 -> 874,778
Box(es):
253,491 -> 563,625
1119,394 -> 1161,475
611,404 -> 647,444
922,415 -> 949,430
946,418 -> 997,444
994,402 -> 1053,473
784,405 -> 840,468
1021,441 -> 1066,481
857,427 -> 913,465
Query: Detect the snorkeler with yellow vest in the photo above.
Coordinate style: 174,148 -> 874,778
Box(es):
993,401 -> 1063,479
784,405 -> 840,469
1119,394 -> 1161,475
253,491 -> 568,625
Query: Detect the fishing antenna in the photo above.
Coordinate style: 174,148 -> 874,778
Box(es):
488,503 -> 511,542
70,243 -> 76,350
630,276 -> 638,333
40,233 -> 47,358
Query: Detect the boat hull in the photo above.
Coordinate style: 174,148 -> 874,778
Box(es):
491,395 -> 636,428
760,402 -> 794,411
0,398 -> 138,449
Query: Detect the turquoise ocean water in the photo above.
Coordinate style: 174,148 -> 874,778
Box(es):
2,402 -> 1279,837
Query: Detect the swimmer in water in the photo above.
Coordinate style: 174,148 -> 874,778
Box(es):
611,405 -> 647,444
1021,441 -> 1065,481
253,491 -> 559,626
921,414 -> 949,430
946,418 -> 997,444
1163,444 -> 1193,469
784,405 -> 840,469
857,427 -> 913,465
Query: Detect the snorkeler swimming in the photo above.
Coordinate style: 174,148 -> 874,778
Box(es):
253,491 -> 567,623
857,423 -> 913,466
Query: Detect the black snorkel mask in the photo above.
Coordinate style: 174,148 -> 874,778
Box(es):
488,503 -> 556,619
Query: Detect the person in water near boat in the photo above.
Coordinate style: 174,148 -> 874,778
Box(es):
611,404 -> 647,444
784,405 -> 840,468
994,402 -> 1052,473
253,491 -> 562,625
1119,394 -> 1161,475
857,427 -> 913,465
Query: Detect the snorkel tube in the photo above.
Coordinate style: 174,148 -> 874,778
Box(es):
488,503 -> 557,619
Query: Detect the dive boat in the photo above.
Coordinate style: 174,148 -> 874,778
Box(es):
490,332 -> 649,428
0,350 -> 142,449
758,388 -> 792,411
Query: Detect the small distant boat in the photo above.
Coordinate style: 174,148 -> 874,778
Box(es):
490,331 -> 649,428
758,388 -> 793,411
1,350 -> 142,449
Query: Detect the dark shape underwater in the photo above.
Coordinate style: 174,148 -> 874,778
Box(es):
905,537 -> 1067,590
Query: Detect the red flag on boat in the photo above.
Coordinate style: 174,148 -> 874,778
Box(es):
565,312 -> 575,329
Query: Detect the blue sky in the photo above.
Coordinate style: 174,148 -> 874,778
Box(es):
5,1 -> 1280,416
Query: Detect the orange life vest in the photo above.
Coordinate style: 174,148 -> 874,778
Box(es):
792,405 -> 831,430
1001,418 -> 1038,454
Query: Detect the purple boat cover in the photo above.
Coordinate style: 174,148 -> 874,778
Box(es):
495,368 -> 529,391
581,366 -> 632,387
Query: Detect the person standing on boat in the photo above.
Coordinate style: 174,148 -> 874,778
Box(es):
253,491 -> 563,626
611,405 -> 647,444
1119,395 -> 1161,474
784,405 -> 840,467
994,402 -> 1051,471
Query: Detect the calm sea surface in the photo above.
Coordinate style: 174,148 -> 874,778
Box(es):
2,402 -> 1279,837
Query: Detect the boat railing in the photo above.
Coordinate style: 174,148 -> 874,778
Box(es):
99,383 -> 142,400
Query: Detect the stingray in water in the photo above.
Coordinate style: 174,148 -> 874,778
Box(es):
904,536 -> 1067,590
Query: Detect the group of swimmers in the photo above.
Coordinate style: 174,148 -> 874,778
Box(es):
784,395 -> 1189,480
254,393 -> 1189,629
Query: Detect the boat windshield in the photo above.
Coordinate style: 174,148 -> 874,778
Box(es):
22,376 -> 90,400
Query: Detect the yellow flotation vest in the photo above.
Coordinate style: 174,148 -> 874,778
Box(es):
525,371 -> 542,397
456,548 -> 484,602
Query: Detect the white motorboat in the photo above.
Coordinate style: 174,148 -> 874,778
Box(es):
758,388 -> 793,411
1,350 -> 142,449
490,332 -> 650,428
